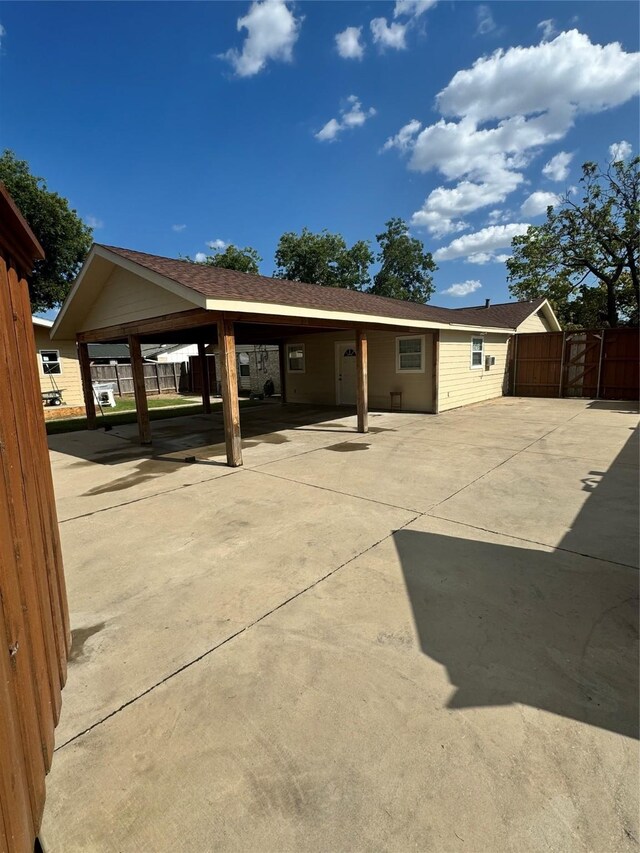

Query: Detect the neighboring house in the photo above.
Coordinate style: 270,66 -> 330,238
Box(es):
32,316 -> 84,407
208,344 -> 281,396
87,343 -> 157,364
51,244 -> 561,427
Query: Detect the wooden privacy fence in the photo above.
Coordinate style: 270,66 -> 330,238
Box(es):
90,361 -> 190,395
510,328 -> 639,400
0,185 -> 70,850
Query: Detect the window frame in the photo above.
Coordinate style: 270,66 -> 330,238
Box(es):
40,349 -> 62,376
395,335 -> 425,374
470,336 -> 484,370
286,342 -> 306,374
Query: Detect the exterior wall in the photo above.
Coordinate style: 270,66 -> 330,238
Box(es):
516,309 -> 551,333
284,330 -> 434,412
155,344 -> 198,363
212,345 -> 281,395
79,267 -> 194,332
33,326 -> 85,407
437,330 -> 511,413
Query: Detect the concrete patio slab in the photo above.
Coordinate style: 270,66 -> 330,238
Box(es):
41,397 -> 639,853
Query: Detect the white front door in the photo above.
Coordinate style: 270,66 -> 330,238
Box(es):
335,342 -> 357,405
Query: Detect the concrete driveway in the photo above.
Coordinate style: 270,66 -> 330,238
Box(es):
41,398 -> 639,852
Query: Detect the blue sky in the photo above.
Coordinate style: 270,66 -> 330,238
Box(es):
1,0 -> 638,314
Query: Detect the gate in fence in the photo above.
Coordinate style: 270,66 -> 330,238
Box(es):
511,328 -> 639,400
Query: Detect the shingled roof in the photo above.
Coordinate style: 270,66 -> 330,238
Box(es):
100,245 -> 546,331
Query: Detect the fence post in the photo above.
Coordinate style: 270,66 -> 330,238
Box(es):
155,363 -> 161,395
512,335 -> 518,396
595,329 -> 605,399
114,363 -> 122,397
173,362 -> 179,392
558,331 -> 566,398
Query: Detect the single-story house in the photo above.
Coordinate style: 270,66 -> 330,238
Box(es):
32,316 -> 84,407
51,244 -> 560,466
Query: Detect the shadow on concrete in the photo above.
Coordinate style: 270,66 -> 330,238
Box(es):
585,400 -> 640,414
396,428 -> 639,738
48,404 -> 367,465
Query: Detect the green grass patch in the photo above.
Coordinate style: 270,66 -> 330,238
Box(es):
46,398 -> 255,435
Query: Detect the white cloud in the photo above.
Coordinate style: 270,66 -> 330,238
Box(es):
411,173 -> 522,236
441,279 -> 482,297
394,0 -> 437,17
85,215 -> 103,229
434,223 -> 530,262
207,238 -> 227,250
194,252 -> 208,263
437,30 -> 639,122
537,19 -> 557,41
335,26 -> 364,60
542,150 -> 573,181
382,119 -> 422,153
221,0 -> 302,78
521,190 -> 561,217
385,30 -> 639,234
370,17 -> 407,50
172,224 -> 187,232
315,96 -> 376,142
609,140 -> 632,162
475,5 -> 496,36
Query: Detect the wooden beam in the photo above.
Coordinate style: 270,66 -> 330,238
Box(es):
197,342 -> 212,414
77,341 -> 97,429
278,341 -> 287,404
76,308 -> 215,343
356,329 -> 368,434
217,317 -> 242,467
432,330 -> 440,414
128,335 -> 151,445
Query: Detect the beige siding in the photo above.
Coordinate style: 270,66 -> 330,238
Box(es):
437,330 -> 511,413
79,267 -> 195,332
284,330 -> 434,412
34,326 -> 84,407
517,309 -> 551,333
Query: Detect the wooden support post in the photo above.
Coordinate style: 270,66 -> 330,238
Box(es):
198,342 -> 212,414
217,317 -> 243,467
77,341 -> 97,429
356,329 -> 368,434
128,335 -> 151,445
278,341 -> 287,404
173,362 -> 179,393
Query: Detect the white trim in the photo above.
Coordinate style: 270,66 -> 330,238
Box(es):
396,334 -> 426,374
204,297 -> 515,334
470,336 -> 484,369
32,316 -> 54,328
286,342 -> 306,374
334,341 -> 356,405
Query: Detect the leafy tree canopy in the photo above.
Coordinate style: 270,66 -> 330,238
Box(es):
370,218 -> 437,303
0,150 -> 93,312
507,156 -> 639,328
188,244 -> 262,275
274,227 -> 373,290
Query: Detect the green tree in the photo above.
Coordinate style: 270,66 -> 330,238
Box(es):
0,150 -> 93,311
370,218 -> 437,303
274,227 -> 373,290
188,244 -> 262,275
507,156 -> 639,328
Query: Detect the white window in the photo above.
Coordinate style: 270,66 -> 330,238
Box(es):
238,352 -> 250,377
396,335 -> 425,373
287,343 -> 305,373
40,350 -> 61,375
470,336 -> 484,369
